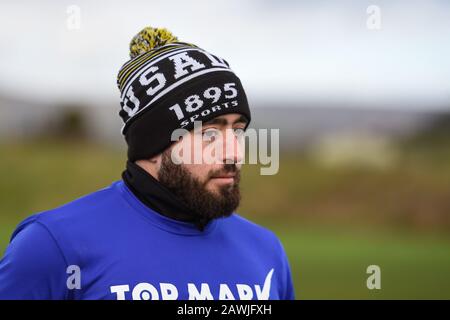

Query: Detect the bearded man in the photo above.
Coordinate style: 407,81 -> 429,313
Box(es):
0,27 -> 295,300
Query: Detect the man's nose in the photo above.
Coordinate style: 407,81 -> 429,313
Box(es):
222,130 -> 244,164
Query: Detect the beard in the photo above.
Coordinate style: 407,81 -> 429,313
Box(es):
157,150 -> 241,226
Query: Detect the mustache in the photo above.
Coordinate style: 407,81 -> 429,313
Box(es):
207,164 -> 240,180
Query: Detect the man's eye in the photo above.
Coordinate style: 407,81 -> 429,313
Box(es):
233,128 -> 245,137
202,129 -> 219,140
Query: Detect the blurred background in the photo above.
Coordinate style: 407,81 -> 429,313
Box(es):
1,0 -> 449,299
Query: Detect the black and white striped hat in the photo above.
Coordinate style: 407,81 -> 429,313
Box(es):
117,27 -> 251,161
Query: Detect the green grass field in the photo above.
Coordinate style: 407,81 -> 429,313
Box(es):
1,139 -> 449,299
272,225 -> 450,299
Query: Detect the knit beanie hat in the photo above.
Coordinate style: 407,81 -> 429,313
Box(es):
117,27 -> 251,161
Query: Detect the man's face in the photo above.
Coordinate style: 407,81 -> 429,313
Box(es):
157,113 -> 247,221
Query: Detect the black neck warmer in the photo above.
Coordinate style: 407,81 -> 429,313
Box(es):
122,161 -> 211,231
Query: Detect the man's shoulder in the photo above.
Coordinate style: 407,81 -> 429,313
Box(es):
38,180 -> 123,220
11,181 -> 124,240
224,213 -> 280,243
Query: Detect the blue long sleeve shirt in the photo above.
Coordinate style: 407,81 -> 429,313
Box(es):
0,180 -> 295,300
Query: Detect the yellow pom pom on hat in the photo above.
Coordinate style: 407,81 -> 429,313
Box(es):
117,27 -> 198,92
129,27 -> 179,58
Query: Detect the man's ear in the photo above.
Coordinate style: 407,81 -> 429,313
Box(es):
148,155 -> 159,164
135,154 -> 163,180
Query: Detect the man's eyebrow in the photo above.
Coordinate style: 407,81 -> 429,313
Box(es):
203,115 -> 248,126
203,117 -> 227,126
233,115 -> 248,125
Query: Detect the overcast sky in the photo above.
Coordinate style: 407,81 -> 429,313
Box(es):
0,0 -> 449,109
